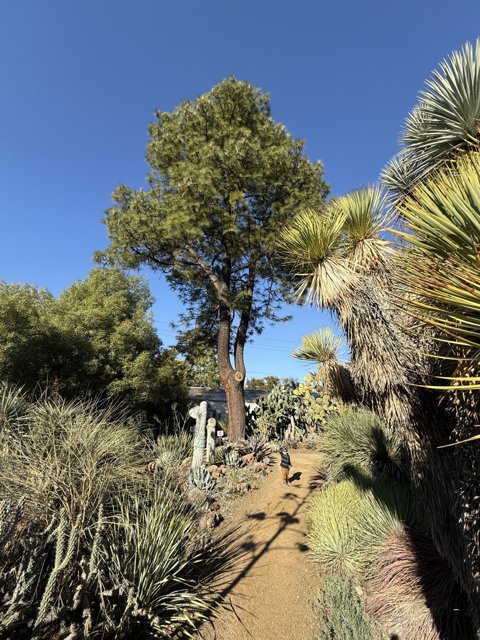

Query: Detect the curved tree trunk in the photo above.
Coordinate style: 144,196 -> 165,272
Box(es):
217,300 -> 247,441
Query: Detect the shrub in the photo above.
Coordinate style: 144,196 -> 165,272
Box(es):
0,383 -> 28,433
367,530 -> 474,640
224,467 -> 256,494
153,431 -> 192,468
99,483 -> 229,637
0,395 -> 145,526
0,396 -> 236,638
307,480 -> 409,578
319,407 -> 407,484
317,575 -> 383,640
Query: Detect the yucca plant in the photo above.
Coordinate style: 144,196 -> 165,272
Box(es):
0,383 -> 28,433
367,530 -> 474,640
398,152 -> 480,386
281,185 -> 473,632
307,479 -> 409,579
383,38 -> 480,195
292,328 -> 355,402
0,395 -> 239,638
0,395 -> 146,527
381,40 -> 480,628
99,483 -> 228,638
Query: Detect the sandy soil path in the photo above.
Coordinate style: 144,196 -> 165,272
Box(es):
199,449 -> 321,640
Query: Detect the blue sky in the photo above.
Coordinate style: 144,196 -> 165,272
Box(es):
1,0 -> 480,381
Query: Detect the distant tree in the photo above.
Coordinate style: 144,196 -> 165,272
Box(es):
0,270 -> 187,418
246,376 -> 281,391
99,77 -> 328,439
0,283 -> 73,389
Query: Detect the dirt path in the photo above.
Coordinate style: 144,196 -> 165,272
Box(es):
200,449 -> 322,640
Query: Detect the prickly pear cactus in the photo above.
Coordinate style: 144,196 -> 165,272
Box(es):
293,373 -> 339,431
251,384 -> 296,438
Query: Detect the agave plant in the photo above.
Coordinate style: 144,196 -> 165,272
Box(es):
383,38 -> 480,195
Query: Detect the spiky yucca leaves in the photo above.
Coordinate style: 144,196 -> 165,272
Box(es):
282,188 -> 475,629
320,408 -> 407,484
398,152 -> 480,378
292,328 -> 355,402
100,483 -> 234,638
0,395 -> 146,527
0,383 -> 28,433
396,151 -> 480,619
292,328 -> 342,363
367,530 -> 474,640
331,186 -> 391,269
383,39 -> 480,195
280,208 -> 356,307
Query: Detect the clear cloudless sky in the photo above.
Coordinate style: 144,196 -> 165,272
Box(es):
1,0 -> 480,381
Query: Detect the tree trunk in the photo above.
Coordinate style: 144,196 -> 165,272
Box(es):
224,375 -> 246,441
217,299 -> 246,441
341,276 -> 479,637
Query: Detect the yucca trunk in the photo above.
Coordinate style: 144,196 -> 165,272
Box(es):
338,273 -> 478,633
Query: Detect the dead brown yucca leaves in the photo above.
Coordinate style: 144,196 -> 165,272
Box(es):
367,530 -> 473,640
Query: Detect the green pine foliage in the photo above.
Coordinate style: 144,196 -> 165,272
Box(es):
99,77 -> 328,440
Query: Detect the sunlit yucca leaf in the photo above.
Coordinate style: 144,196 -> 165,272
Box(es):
280,208 -> 356,307
383,39 -> 480,195
292,327 -> 342,363
292,328 -> 355,400
397,153 -> 480,390
331,186 -> 391,268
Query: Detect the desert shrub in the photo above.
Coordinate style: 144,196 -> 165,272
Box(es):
318,575 -> 383,640
153,431 -> 192,468
224,467 -> 256,494
0,395 -> 145,527
307,480 -> 410,578
367,530 -> 474,640
213,444 -> 229,465
98,483 -> 228,637
320,407 -> 407,484
0,396 -> 236,639
0,383 -> 28,433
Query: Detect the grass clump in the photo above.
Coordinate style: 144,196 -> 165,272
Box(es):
307,479 -> 409,578
320,407 -> 406,484
367,530 -> 474,640
318,575 -> 384,640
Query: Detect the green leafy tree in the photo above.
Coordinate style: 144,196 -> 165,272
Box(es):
99,77 -> 328,439
0,270 -> 187,418
0,283 -> 73,389
54,268 -> 187,417
246,376 -> 283,391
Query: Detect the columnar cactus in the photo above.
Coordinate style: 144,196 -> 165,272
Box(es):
189,401 -> 207,469
205,417 -> 216,464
